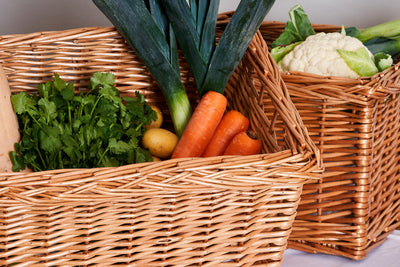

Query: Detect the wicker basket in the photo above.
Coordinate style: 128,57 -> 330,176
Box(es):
0,25 -> 322,266
219,12 -> 400,260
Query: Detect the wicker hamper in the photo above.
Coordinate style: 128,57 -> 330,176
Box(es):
219,12 -> 400,260
0,25 -> 322,266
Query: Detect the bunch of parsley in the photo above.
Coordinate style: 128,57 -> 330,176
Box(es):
9,72 -> 157,172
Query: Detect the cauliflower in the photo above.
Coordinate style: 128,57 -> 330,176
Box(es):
278,32 -> 374,78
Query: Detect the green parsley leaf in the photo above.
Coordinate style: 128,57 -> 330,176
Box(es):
9,151 -> 26,172
38,98 -> 57,124
39,125 -> 62,153
11,92 -> 39,116
53,73 -> 67,92
61,82 -> 75,101
90,72 -> 115,89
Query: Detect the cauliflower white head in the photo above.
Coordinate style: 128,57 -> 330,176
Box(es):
278,32 -> 374,78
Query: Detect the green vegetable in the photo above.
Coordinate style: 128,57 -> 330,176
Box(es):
364,36 -> 400,59
271,4 -> 314,48
270,5 -> 314,63
160,0 -> 275,97
270,41 -> 302,64
92,0 -> 192,137
337,48 -> 379,77
10,72 -> 156,172
374,52 -> 393,72
157,0 -> 219,94
346,19 -> 400,43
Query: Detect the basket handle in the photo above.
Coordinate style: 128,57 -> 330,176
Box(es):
246,31 -> 322,168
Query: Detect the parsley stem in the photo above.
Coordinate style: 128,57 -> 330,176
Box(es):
28,160 -> 42,172
135,122 -> 143,132
90,95 -> 102,119
29,113 -> 43,129
35,147 -> 46,170
59,150 -> 63,169
78,101 -> 83,119
68,102 -> 72,131
97,147 -> 109,166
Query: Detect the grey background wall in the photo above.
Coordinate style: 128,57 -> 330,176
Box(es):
0,0 -> 398,35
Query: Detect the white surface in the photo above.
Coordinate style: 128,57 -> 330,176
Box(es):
0,0 -> 399,35
281,230 -> 400,267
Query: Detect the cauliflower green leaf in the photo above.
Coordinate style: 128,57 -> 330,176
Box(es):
272,4 -> 314,48
337,48 -> 379,77
374,52 -> 393,72
271,41 -> 302,63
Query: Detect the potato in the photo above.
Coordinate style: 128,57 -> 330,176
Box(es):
142,128 -> 178,159
151,155 -> 162,162
145,105 -> 163,129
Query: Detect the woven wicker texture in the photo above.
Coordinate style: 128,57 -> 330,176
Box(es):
0,26 -> 321,266
219,12 -> 400,260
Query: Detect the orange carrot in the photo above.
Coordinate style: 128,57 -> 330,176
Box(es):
171,91 -> 227,158
202,110 -> 249,157
223,131 -> 262,156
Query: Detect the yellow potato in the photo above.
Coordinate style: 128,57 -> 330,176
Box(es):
151,155 -> 162,162
145,105 -> 163,129
142,128 -> 178,159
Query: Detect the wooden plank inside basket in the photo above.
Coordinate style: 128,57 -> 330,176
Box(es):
0,25 -> 322,266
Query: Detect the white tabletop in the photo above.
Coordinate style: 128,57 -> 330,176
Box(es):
281,230 -> 400,267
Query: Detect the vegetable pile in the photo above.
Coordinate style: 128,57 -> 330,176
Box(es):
10,72 -> 157,172
4,0 -> 273,172
93,0 -> 275,134
271,5 -> 400,78
91,0 -> 192,138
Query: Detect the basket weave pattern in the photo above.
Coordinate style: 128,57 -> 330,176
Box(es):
0,27 -> 321,266
252,19 -> 400,259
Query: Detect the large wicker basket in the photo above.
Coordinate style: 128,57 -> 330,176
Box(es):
219,12 -> 400,260
0,25 -> 322,266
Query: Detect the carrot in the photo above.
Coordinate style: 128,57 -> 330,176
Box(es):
171,91 -> 227,158
223,131 -> 262,156
202,110 -> 249,157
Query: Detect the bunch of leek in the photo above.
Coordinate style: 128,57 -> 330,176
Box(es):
160,0 -> 275,97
